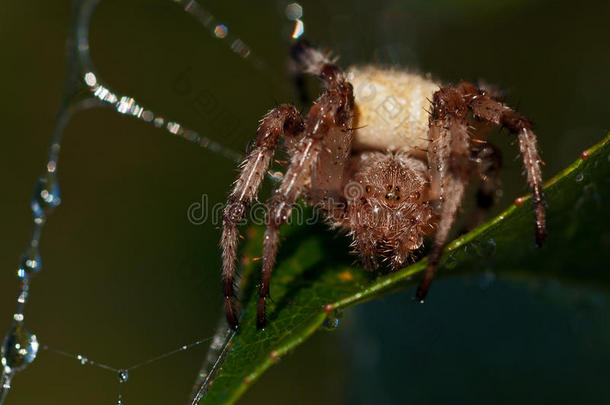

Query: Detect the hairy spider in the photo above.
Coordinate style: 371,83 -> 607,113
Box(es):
221,41 -> 546,329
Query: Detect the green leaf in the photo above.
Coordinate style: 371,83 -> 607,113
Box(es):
200,133 -> 610,405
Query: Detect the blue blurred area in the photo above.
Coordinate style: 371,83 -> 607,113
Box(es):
341,279 -> 609,404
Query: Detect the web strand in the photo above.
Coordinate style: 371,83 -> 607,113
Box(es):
190,327 -> 237,405
1,1 -> 95,402
40,336 -> 215,404
41,345 -> 119,373
75,0 -> 247,163
1,1 -> 305,404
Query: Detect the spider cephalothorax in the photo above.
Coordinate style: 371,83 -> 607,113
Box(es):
221,42 -> 546,329
343,152 -> 436,270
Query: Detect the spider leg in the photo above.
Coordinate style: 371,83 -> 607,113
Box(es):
258,48 -> 355,329
462,143 -> 503,232
456,82 -> 546,245
416,87 -> 473,302
258,156 -> 309,329
417,81 -> 546,302
221,105 -> 303,329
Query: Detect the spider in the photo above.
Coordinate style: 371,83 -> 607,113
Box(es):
221,41 -> 546,329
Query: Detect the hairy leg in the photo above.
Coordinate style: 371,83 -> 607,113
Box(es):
463,143 -> 502,232
418,82 -> 546,301
456,82 -> 546,246
221,105 -> 303,328
258,46 -> 354,328
416,87 -> 473,302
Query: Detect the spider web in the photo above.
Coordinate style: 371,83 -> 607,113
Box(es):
0,1 -> 304,404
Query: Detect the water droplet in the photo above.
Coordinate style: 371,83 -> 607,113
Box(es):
322,317 -> 340,330
321,308 -> 343,331
1,372 -> 14,405
31,171 -> 61,222
285,3 -> 303,20
2,372 -> 12,390
153,117 -> 165,128
17,246 -> 42,278
84,72 -> 97,87
1,322 -> 39,375
116,97 -> 142,116
117,369 -> 129,383
167,121 -> 183,135
141,110 -> 154,122
291,19 -> 305,39
46,160 -> 57,173
92,84 -> 118,103
77,354 -> 88,365
16,291 -> 27,305
213,24 -> 228,39
575,172 -> 584,182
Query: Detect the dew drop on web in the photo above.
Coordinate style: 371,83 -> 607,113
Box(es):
30,170 -> 61,223
17,246 -> 42,279
0,321 -> 39,404
117,369 -> 129,383
1,322 -> 39,374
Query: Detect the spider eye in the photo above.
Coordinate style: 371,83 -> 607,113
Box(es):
385,192 -> 400,201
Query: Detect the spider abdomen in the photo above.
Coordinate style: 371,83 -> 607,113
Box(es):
347,66 -> 439,154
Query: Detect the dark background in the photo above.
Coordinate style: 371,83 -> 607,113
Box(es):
0,0 -> 609,404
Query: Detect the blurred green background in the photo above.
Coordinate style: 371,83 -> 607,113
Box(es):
1,0 -> 609,404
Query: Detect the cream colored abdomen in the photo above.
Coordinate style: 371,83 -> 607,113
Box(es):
347,66 -> 440,153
